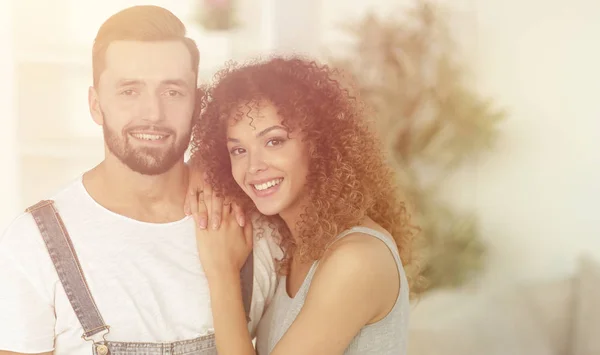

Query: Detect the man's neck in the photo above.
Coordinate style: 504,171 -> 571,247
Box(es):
83,157 -> 189,223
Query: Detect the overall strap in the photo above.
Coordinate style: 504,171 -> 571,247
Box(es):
26,200 -> 110,340
240,250 -> 254,322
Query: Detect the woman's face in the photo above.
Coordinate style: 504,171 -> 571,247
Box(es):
226,101 -> 310,218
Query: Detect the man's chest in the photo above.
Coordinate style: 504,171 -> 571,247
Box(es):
51,230 -> 215,344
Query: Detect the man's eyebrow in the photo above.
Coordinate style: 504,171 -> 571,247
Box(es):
161,79 -> 190,87
116,79 -> 144,87
115,79 -> 191,88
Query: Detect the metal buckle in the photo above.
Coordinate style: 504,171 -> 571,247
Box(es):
81,325 -> 111,342
82,326 -> 111,355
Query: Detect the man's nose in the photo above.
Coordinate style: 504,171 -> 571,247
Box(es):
140,93 -> 163,122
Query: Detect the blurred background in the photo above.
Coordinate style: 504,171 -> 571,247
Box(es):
0,0 -> 599,354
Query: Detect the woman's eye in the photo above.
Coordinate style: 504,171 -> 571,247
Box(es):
230,147 -> 246,156
266,138 -> 285,147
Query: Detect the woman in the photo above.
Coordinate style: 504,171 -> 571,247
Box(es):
189,57 -> 418,355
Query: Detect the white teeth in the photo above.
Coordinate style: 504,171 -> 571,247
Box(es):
253,179 -> 282,191
130,133 -> 166,141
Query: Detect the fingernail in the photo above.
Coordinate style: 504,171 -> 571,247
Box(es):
212,218 -> 220,230
184,207 -> 190,216
237,215 -> 245,227
198,218 -> 207,229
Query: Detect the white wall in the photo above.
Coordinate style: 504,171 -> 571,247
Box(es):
320,0 -> 600,286
470,0 -> 600,285
0,0 -> 20,230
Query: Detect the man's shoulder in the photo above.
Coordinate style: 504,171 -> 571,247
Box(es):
38,176 -> 86,207
19,176 -> 85,212
1,177 -> 84,253
1,210 -> 40,244
0,210 -> 49,276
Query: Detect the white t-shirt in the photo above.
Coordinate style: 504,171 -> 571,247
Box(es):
0,176 -> 283,354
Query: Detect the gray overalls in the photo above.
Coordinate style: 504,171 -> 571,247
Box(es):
26,200 -> 254,355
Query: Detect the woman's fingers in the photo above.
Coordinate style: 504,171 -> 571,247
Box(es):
196,190 -> 208,229
210,192 -> 224,230
203,172 -> 214,227
232,202 -> 245,227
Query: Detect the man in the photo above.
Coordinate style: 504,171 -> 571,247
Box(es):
0,5 -> 280,355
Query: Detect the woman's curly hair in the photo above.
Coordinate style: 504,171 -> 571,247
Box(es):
190,56 -> 420,292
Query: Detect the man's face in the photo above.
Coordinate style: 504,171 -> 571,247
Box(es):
90,40 -> 197,175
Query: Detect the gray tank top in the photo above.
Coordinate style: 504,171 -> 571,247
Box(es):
255,226 -> 410,354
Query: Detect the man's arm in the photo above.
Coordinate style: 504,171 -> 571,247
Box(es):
0,215 -> 56,355
0,351 -> 52,355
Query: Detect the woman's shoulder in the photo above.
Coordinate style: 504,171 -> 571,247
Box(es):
319,223 -> 399,283
307,223 -> 401,321
326,221 -> 395,260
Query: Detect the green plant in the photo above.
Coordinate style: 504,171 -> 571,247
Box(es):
330,0 -> 505,294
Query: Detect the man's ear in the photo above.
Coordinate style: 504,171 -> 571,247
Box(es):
88,86 -> 104,126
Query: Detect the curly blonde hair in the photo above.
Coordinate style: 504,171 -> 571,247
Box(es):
190,57 -> 420,291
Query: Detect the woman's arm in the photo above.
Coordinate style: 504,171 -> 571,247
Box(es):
195,200 -> 257,355
198,212 -> 399,355
270,233 -> 400,355
208,272 -> 257,355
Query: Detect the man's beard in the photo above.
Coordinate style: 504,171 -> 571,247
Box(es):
102,117 -> 191,176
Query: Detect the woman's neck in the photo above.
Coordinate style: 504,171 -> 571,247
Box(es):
279,207 -> 303,243
277,190 -> 309,237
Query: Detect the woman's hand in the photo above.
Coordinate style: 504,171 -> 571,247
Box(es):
195,194 -> 253,280
185,167 -> 245,229
193,183 -> 257,355
184,165 -> 208,228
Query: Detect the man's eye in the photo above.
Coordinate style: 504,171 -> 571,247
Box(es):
166,90 -> 183,97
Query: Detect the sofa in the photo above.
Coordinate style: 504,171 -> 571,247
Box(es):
407,255 -> 600,355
